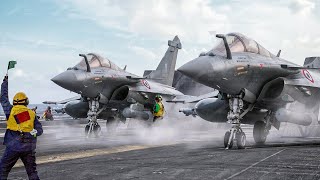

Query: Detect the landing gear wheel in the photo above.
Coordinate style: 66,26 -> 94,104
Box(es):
224,131 -> 233,149
85,123 -> 101,137
93,124 -> 101,136
85,124 -> 90,135
236,132 -> 246,149
253,121 -> 267,144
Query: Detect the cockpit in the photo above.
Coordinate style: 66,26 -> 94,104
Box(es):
210,33 -> 275,58
73,53 -> 122,71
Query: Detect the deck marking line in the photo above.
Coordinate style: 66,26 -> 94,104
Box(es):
225,148 -> 286,180
14,145 -> 161,168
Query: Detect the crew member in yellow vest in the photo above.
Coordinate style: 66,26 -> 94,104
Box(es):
0,75 -> 43,180
153,95 -> 165,122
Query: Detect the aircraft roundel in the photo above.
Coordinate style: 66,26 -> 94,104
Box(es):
302,69 -> 314,83
141,79 -> 151,89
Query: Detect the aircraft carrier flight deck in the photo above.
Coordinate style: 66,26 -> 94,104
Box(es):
1,112 -> 319,180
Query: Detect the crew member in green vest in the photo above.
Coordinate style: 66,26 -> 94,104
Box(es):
153,95 -> 164,122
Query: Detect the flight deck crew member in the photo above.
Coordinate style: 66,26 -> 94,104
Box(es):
153,95 -> 165,122
0,75 -> 43,180
43,106 -> 53,121
31,106 -> 40,120
31,106 -> 37,113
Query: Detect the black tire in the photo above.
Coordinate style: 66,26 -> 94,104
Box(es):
253,121 -> 267,144
85,124 -> 90,135
93,124 -> 101,136
236,132 -> 246,149
224,131 -> 233,149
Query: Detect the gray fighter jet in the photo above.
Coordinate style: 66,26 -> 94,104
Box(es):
46,36 -> 182,136
178,32 -> 320,149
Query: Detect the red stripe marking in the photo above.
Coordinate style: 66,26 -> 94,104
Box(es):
14,111 -> 30,124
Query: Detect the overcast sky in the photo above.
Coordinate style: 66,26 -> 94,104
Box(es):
0,0 -> 319,103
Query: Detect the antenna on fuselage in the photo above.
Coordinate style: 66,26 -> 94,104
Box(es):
123,65 -> 127,71
276,50 -> 281,57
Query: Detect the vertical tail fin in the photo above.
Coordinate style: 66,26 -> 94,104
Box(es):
304,57 -> 320,68
144,36 -> 181,86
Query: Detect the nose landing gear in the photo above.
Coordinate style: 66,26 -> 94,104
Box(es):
223,93 -> 255,149
85,98 -> 106,137
224,123 -> 247,149
224,95 -> 246,149
85,122 -> 101,137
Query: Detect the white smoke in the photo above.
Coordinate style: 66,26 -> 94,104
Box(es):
36,102 -> 231,152
36,98 -> 320,153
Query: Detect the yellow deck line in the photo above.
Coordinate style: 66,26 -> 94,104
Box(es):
14,145 -> 158,168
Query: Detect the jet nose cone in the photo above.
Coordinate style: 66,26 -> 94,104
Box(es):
177,59 -> 198,78
51,71 -> 77,91
178,56 -> 212,79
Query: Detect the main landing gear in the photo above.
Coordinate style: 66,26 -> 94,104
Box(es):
85,98 -> 106,137
253,111 -> 272,144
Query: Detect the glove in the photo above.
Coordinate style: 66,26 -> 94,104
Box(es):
30,129 -> 38,137
3,75 -> 8,81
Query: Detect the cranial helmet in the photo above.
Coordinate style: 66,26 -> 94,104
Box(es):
155,94 -> 163,101
13,92 -> 29,106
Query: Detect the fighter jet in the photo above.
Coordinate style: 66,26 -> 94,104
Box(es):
47,36 -> 182,136
178,32 -> 320,149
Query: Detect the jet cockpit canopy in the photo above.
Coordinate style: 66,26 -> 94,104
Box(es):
74,53 -> 122,71
210,33 -> 275,58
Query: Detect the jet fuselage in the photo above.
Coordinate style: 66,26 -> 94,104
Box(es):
52,66 -> 136,99
179,52 -> 297,97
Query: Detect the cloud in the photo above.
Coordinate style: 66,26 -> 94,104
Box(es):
213,0 -> 320,65
55,0 -> 227,45
57,0 -> 128,31
129,0 -> 229,45
3,0 -> 320,103
129,45 -> 157,61
7,6 -> 20,16
289,0 -> 315,15
2,33 -> 86,52
115,32 -> 137,40
0,45 -> 79,103
12,68 -> 25,78
61,0 -> 319,65
11,68 -> 46,82
12,0 -> 320,67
